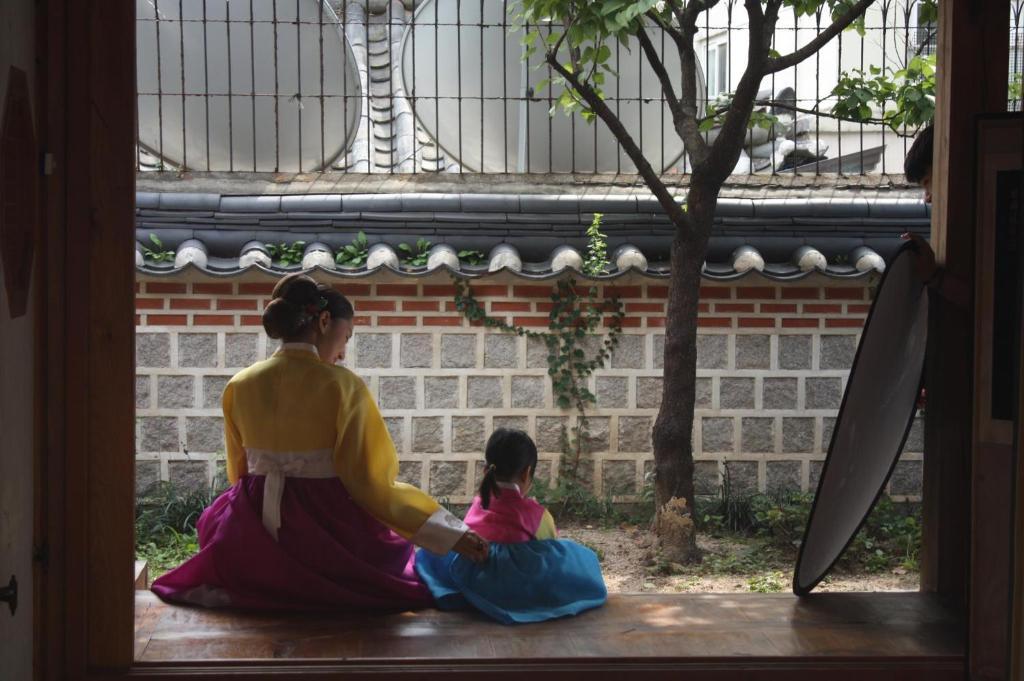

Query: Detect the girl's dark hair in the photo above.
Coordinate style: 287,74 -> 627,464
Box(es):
262,273 -> 354,340
904,125 -> 934,184
478,428 -> 538,509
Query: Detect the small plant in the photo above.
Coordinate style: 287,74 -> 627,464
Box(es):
700,543 -> 777,576
750,492 -> 815,549
142,234 -> 175,264
335,231 -> 369,267
136,527 -> 199,579
135,478 -> 228,578
843,497 -> 922,573
747,571 -> 786,593
398,238 -> 432,267
265,241 -> 306,267
533,475 -> 619,524
457,249 -> 486,266
582,212 -> 609,276
696,466 -> 762,534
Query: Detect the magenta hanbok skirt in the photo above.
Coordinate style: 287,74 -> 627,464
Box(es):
150,475 -> 432,611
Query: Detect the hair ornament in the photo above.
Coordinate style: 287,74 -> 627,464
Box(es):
303,296 -> 329,319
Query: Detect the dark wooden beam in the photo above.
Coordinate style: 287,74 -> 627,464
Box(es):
59,0 -> 137,671
925,1 -> 1012,680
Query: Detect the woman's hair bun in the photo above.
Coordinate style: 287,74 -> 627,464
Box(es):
261,273 -> 354,340
262,297 -> 302,339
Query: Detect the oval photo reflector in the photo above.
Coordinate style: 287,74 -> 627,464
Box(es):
793,243 -> 928,595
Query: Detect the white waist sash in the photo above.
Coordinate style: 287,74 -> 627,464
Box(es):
246,448 -> 335,540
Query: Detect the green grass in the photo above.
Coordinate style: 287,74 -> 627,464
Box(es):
137,528 -> 199,579
135,480 -> 224,578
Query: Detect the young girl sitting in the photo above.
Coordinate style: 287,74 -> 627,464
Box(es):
415,428 -> 607,624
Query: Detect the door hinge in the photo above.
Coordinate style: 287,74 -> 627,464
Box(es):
0,575 -> 17,616
41,152 -> 55,176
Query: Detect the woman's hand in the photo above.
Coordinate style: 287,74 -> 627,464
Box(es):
452,530 -> 490,563
901,232 -> 938,283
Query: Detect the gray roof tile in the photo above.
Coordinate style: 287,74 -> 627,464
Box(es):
135,190 -> 921,281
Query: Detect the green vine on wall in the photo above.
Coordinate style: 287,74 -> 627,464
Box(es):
451,214 -> 625,483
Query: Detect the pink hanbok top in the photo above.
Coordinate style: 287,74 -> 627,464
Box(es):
463,482 -> 557,544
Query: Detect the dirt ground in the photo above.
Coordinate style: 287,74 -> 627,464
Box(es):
558,523 -> 920,594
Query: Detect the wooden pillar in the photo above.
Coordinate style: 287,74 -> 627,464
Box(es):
923,0 -> 1009,602
40,0 -> 138,673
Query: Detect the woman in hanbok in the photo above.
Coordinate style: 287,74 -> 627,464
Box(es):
415,429 -> 607,624
152,273 -> 489,610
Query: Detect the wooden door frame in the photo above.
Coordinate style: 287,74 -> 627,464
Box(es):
39,0 -> 1012,678
37,0 -> 137,675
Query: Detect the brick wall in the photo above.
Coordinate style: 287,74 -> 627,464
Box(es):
134,270 -> 923,503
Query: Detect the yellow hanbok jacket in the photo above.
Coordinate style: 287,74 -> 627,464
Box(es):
222,343 -> 467,554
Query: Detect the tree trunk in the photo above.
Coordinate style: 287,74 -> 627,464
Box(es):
651,188 -> 714,563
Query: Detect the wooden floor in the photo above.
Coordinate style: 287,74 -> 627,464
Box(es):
135,590 -> 962,669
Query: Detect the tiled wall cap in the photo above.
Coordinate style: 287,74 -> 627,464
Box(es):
487,244 -> 522,273
731,245 -> 765,273
302,242 -> 336,271
426,244 -> 461,272
550,245 -> 584,273
793,246 -> 828,273
613,243 -> 648,272
851,246 -> 886,273
366,242 -> 400,270
174,239 -> 208,269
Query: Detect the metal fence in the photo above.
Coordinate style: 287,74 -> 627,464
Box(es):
135,0 -> 1024,175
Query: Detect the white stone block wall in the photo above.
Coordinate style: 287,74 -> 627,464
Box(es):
134,270 -> 923,503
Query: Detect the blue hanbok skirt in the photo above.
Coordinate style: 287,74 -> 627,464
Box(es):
414,539 -> 607,624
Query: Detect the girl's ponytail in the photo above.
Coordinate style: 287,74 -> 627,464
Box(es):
479,463 -> 499,509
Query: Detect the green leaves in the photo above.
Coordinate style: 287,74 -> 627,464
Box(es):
917,0 -> 938,25
698,94 -> 780,134
265,241 -> 306,267
514,0 -> 664,120
830,54 -> 936,134
398,237 -> 433,267
457,249 -> 486,266
335,231 -> 369,267
583,212 -> 610,276
451,271 -> 625,427
783,0 -> 869,35
1010,73 -> 1023,106
142,233 -> 175,264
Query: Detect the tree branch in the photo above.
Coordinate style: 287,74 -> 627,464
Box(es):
645,8 -> 683,43
546,53 -> 690,231
636,25 -> 682,115
635,25 -> 708,161
755,99 -> 920,137
680,0 -> 723,29
764,0 -> 876,74
657,2 -> 717,167
703,0 -> 770,185
913,27 -> 937,59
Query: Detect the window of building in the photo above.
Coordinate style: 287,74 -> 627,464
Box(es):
706,42 -> 728,99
